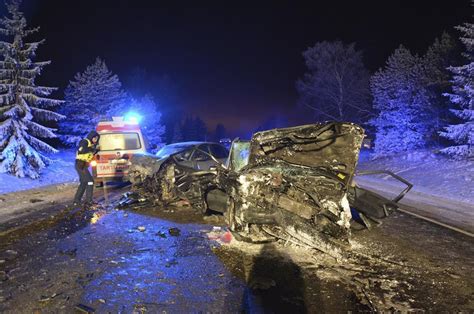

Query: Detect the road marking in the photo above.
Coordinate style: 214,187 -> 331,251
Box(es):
397,206 -> 474,238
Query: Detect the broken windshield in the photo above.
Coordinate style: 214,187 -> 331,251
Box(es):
227,140 -> 250,172
156,144 -> 194,159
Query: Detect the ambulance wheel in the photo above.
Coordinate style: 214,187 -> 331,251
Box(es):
95,181 -> 104,188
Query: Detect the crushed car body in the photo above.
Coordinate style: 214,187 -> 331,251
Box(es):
216,123 -> 365,253
128,141 -> 228,212
127,122 -> 412,255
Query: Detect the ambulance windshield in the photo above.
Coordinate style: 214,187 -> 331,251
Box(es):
99,133 -> 141,151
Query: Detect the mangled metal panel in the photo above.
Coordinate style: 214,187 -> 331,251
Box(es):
248,123 -> 364,186
220,123 -> 365,254
348,170 -> 413,228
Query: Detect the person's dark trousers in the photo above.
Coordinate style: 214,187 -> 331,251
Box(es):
73,160 -> 94,203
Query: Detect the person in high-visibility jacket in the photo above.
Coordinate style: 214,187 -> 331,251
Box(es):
73,131 -> 100,206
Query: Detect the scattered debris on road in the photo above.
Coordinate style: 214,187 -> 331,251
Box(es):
75,303 -> 95,313
168,227 -> 180,237
59,248 -> 77,257
207,227 -> 233,244
155,231 -> 167,238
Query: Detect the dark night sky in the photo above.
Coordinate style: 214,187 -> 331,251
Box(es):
5,0 -> 472,137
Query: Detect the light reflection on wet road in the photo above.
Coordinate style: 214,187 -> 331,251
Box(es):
1,207 -> 247,312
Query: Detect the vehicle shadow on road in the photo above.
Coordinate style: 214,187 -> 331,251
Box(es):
242,242 -> 308,313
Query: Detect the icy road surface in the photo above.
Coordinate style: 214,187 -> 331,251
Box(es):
0,188 -> 473,312
0,204 -> 249,312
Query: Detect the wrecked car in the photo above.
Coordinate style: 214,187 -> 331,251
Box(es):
216,123 -> 365,252
155,142 -> 228,169
128,141 -> 229,212
215,125 -> 412,253
128,122 -> 412,253
129,141 -> 228,185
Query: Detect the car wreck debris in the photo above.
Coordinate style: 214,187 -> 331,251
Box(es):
75,303 -> 95,313
127,122 -> 412,255
168,227 -> 181,236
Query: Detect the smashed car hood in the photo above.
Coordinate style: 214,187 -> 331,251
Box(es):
247,122 -> 365,184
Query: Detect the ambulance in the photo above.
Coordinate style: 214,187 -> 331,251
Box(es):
92,116 -> 147,186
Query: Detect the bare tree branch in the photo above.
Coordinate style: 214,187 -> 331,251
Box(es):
297,41 -> 371,123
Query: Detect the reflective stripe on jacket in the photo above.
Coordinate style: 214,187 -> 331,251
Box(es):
76,139 -> 95,162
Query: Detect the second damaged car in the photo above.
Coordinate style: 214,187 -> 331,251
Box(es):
127,141 -> 228,212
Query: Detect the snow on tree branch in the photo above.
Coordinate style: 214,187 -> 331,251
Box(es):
58,57 -> 126,146
440,22 -> 474,159
0,0 -> 64,178
370,46 -> 433,157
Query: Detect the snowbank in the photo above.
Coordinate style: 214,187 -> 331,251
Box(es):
0,150 -> 78,195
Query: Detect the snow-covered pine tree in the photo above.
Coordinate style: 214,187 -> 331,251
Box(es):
172,121 -> 183,143
370,46 -> 432,157
109,94 -> 165,153
180,116 -> 207,141
422,33 -> 458,144
440,22 -> 474,159
181,116 -> 193,141
214,123 -> 226,141
189,117 -> 207,141
59,57 -> 126,146
0,0 -> 64,178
